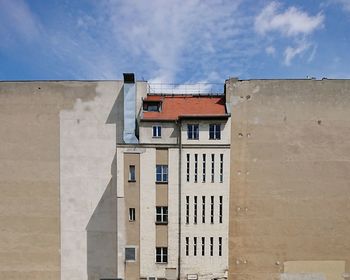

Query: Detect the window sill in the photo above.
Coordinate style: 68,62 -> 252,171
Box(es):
152,136 -> 162,139
155,222 -> 168,225
155,262 -> 168,264
156,181 -> 168,184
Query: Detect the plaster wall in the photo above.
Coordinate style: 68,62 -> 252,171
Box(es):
227,79 -> 350,280
139,121 -> 178,144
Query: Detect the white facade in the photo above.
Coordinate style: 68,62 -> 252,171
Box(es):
117,95 -> 231,280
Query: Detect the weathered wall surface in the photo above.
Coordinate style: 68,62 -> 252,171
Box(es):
0,82 -> 96,280
227,79 -> 350,280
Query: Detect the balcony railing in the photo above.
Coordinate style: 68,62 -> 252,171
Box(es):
147,83 -> 223,95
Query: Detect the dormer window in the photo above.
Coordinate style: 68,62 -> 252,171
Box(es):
143,101 -> 161,112
152,125 -> 161,138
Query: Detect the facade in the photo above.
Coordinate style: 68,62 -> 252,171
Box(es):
0,76 -> 350,280
116,74 -> 231,279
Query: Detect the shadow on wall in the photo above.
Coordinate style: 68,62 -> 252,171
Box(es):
86,85 -> 124,280
86,152 -> 118,280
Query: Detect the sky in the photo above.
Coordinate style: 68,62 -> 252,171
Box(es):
0,0 -> 350,83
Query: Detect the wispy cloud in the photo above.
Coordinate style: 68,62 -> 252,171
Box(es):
255,1 -> 324,65
327,0 -> 350,12
0,0 -> 43,46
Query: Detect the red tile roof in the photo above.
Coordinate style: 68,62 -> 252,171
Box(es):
142,95 -> 228,121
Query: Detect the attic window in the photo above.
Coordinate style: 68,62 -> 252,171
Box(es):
143,101 -> 161,112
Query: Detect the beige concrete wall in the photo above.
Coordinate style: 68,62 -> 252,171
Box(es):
139,121 -> 178,144
0,81 -> 96,280
227,79 -> 350,280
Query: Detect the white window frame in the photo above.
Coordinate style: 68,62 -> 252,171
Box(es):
187,124 -> 199,140
202,154 -> 206,182
186,154 -> 190,182
219,196 -> 223,224
129,208 -> 136,221
125,246 -> 137,262
202,196 -> 205,224
220,153 -> 224,183
201,237 -> 205,256
186,196 -> 190,224
152,125 -> 162,138
209,124 -> 221,140
193,237 -> 197,256
218,237 -> 222,256
210,237 -> 214,256
211,154 -> 215,183
194,154 -> 198,183
156,165 -> 168,182
194,196 -> 197,224
210,196 -> 214,224
185,237 -> 189,256
155,247 -> 168,263
155,206 -> 168,224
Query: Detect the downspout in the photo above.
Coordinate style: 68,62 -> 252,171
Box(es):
177,119 -> 182,280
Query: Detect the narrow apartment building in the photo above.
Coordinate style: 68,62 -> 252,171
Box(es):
116,74 -> 231,280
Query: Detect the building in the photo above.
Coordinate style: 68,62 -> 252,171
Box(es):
0,76 -> 350,280
116,73 -> 231,279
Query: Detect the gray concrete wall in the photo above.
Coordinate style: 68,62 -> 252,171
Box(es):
227,79 -> 350,280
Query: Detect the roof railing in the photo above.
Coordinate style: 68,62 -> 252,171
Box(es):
147,83 -> 224,95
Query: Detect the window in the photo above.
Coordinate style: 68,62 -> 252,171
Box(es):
201,237 -> 205,256
143,102 -> 160,112
186,154 -> 190,182
202,196 -> 205,223
156,165 -> 168,182
156,206 -> 168,224
186,196 -> 190,224
209,124 -> 221,140
129,165 -> 136,182
202,154 -> 206,182
185,237 -> 189,256
194,196 -> 197,224
129,208 -> 135,221
152,125 -> 161,138
187,124 -> 199,140
219,196 -> 223,224
193,237 -> 197,256
210,196 -> 214,224
125,247 -> 136,261
194,154 -> 198,183
211,154 -> 215,183
210,237 -> 214,256
218,237 -> 222,256
220,154 -> 224,183
156,247 -> 168,263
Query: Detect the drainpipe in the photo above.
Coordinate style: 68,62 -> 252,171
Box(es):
177,119 -> 182,280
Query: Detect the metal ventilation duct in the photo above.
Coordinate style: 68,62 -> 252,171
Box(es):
123,73 -> 138,144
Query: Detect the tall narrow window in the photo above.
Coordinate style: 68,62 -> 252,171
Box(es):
219,196 -> 223,224
194,196 -> 197,224
155,206 -> 168,224
201,237 -> 205,256
202,196 -> 205,223
210,237 -> 214,256
194,154 -> 198,183
218,237 -> 222,256
220,154 -> 224,183
156,247 -> 168,263
186,196 -> 189,224
186,154 -> 190,182
152,125 -> 162,138
210,196 -> 214,224
129,165 -> 136,181
202,154 -> 206,182
209,124 -> 221,140
187,124 -> 199,140
193,237 -> 197,256
185,237 -> 189,256
211,154 -> 215,182
156,165 -> 168,182
129,208 -> 136,221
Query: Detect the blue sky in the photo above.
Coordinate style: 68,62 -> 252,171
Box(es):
0,0 -> 350,83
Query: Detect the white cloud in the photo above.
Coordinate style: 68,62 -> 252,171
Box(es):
265,46 -> 276,55
284,41 -> 311,65
255,2 -> 324,37
0,0 -> 42,45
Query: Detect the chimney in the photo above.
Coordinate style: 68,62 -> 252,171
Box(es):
123,73 -> 138,144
